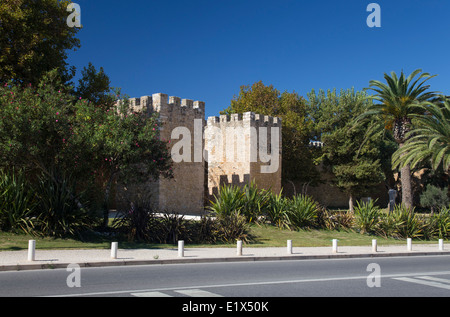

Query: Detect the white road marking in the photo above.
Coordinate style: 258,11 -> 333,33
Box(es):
415,276 -> 450,284
393,276 -> 450,290
47,270 -> 450,297
175,289 -> 223,297
131,291 -> 172,297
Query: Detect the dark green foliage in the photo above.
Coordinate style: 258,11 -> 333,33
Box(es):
112,198 -> 155,242
0,71 -> 173,229
0,169 -> 37,233
419,185 -> 449,213
33,171 -> 97,238
0,0 -> 80,86
156,212 -> 190,245
308,88 -> 390,211
0,168 -> 97,238
113,198 -> 252,245
75,62 -> 114,108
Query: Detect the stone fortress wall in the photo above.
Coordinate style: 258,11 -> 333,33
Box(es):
118,92 -> 381,214
205,112 -> 282,199
118,93 -> 205,215
117,93 -> 282,215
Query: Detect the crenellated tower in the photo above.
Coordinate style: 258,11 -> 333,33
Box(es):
117,93 -> 206,215
116,93 -> 282,215
205,111 -> 282,199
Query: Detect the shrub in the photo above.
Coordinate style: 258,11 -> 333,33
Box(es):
215,211 -> 252,243
285,195 -> 320,230
208,182 -> 271,223
354,200 -> 380,234
391,204 -> 423,239
112,198 -> 156,242
318,209 -> 354,231
208,185 -> 244,219
241,181 -> 270,222
155,212 -> 190,245
33,171 -> 96,238
424,209 -> 450,239
420,185 -> 449,213
190,215 -> 219,244
0,169 -> 38,233
264,191 -> 289,228
377,212 -> 400,239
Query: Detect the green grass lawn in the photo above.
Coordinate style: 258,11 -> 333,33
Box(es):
248,225 -> 414,247
0,224 -> 439,252
0,231 -> 179,251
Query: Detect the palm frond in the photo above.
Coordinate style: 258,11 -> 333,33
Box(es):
392,96 -> 450,171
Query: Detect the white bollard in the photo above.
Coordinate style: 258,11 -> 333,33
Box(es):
372,239 -> 377,253
407,238 -> 412,251
178,240 -> 184,257
332,239 -> 338,253
237,240 -> 243,256
287,240 -> 293,255
111,242 -> 118,259
28,240 -> 36,262
439,239 -> 444,251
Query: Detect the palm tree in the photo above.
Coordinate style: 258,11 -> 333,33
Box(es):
357,69 -> 438,208
392,96 -> 449,172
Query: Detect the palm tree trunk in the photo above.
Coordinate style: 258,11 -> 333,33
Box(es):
395,118 -> 414,209
399,143 -> 413,209
349,193 -> 354,213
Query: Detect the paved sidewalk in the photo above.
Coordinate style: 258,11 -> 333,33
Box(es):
0,242 -> 448,271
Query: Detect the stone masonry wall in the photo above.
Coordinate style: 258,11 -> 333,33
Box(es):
205,111 -> 282,199
117,94 -> 282,215
117,93 -> 205,215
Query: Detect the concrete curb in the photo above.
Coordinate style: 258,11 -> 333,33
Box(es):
1,250 -> 449,272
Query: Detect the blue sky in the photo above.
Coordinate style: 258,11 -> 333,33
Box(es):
68,0 -> 450,118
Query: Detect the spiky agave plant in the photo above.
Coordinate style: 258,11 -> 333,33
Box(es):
285,194 -> 320,230
241,181 -> 271,223
208,184 -> 245,219
0,169 -> 37,234
353,199 -> 380,234
265,190 -> 289,228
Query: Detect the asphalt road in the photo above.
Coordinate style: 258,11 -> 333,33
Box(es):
1,255 -> 450,299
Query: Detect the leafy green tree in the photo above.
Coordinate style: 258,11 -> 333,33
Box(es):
0,71 -> 173,227
222,81 -> 319,186
224,81 -> 281,116
308,88 -> 389,212
0,71 -> 74,174
70,93 -> 173,226
357,69 -> 438,208
278,90 -> 320,187
0,0 -> 80,86
392,96 -> 450,173
75,62 -> 115,108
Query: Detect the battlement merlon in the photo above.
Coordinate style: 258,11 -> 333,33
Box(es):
125,93 -> 205,118
153,93 -> 205,117
207,111 -> 282,127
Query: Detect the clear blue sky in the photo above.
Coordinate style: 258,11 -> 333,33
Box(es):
68,0 -> 450,118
